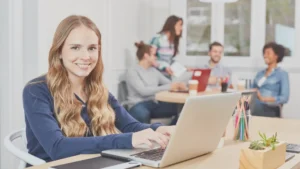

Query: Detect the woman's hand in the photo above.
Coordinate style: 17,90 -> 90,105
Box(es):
257,90 -> 264,102
156,126 -> 176,137
170,82 -> 187,91
170,83 -> 179,91
178,82 -> 188,91
132,128 -> 170,149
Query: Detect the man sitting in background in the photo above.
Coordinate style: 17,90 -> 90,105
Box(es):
203,42 -> 232,89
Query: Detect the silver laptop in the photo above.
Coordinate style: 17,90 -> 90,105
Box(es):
102,92 -> 241,168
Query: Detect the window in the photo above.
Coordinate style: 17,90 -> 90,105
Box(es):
266,0 -> 295,56
179,0 -> 299,65
186,0 -> 211,56
224,0 -> 251,56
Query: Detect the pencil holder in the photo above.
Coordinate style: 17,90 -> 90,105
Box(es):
232,108 -> 252,141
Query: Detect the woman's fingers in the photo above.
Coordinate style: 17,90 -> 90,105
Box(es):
132,128 -> 170,149
148,132 -> 169,149
143,139 -> 153,149
157,132 -> 170,146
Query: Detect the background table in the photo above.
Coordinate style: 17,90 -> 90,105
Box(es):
155,89 -> 255,104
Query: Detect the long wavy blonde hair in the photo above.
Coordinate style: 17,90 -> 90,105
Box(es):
47,15 -> 119,137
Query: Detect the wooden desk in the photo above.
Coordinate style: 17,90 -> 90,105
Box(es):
27,116 -> 300,169
155,89 -> 255,104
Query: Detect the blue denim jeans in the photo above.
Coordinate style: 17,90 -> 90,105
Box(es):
251,98 -> 281,117
129,100 -> 179,125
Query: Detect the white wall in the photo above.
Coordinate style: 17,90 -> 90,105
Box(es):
0,0 -> 10,168
23,0 -> 39,83
283,72 -> 300,118
1,0 -> 25,169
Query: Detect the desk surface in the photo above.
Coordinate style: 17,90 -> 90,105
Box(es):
27,116 -> 300,169
155,89 -> 255,104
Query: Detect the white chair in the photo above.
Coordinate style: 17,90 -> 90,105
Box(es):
4,128 -> 46,169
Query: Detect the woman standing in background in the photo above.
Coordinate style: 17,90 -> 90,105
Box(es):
150,15 -> 183,78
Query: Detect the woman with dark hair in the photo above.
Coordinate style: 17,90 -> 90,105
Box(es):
150,15 -> 183,78
252,42 -> 290,117
126,41 -> 186,125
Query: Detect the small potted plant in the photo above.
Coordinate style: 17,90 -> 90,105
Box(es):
239,132 -> 286,169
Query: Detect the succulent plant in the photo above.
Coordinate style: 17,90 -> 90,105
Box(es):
259,132 -> 279,150
249,132 -> 279,150
249,140 -> 265,150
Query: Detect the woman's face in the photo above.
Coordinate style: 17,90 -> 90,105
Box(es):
61,25 -> 99,80
174,20 -> 183,36
263,48 -> 277,65
145,47 -> 157,66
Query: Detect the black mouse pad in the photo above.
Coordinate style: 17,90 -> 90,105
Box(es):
53,156 -> 129,169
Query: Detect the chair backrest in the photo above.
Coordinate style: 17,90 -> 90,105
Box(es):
118,80 -> 129,105
4,128 -> 45,169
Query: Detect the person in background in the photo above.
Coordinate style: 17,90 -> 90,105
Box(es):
126,41 -> 186,125
23,15 -> 174,164
149,15 -> 183,78
252,42 -> 289,117
203,42 -> 232,89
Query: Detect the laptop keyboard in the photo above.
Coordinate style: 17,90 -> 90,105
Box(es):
130,148 -> 165,161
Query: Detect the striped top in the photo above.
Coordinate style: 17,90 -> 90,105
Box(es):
150,33 -> 175,71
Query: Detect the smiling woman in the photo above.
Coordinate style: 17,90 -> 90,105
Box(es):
22,15 -> 175,165
60,26 -> 100,83
252,42 -> 290,118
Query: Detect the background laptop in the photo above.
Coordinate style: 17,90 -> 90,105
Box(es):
102,92 -> 241,168
170,68 -> 211,93
192,68 -> 211,92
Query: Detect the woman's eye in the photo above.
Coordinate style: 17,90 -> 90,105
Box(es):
71,46 -> 80,50
89,47 -> 97,51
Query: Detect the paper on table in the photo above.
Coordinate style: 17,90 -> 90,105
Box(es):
170,62 -> 187,77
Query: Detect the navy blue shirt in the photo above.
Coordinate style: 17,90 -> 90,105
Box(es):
23,76 -> 161,162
